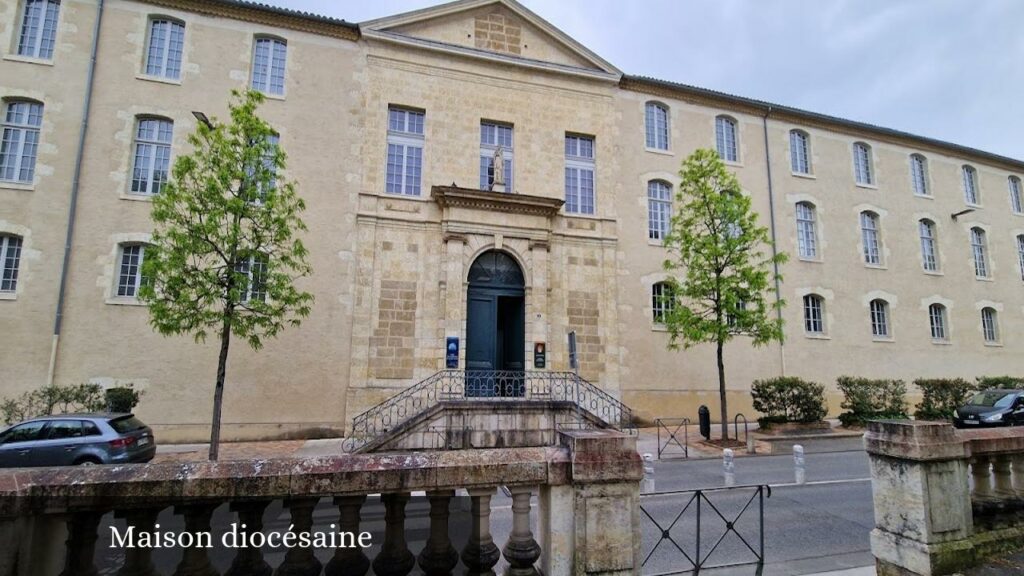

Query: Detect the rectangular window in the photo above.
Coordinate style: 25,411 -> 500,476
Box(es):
144,19 -> 185,79
564,134 -> 595,215
0,235 -> 23,293
0,101 -> 43,183
652,282 -> 674,323
130,118 -> 173,195
117,245 -> 146,297
919,221 -> 938,272
236,254 -> 268,303
803,295 -> 824,334
1010,177 -> 1023,214
1018,235 -> 1024,282
860,212 -> 880,265
479,122 -> 513,191
251,37 -> 287,96
385,107 -> 424,196
790,131 -> 810,174
17,0 -> 60,60
647,181 -> 671,240
795,203 -> 817,259
929,305 -> 947,341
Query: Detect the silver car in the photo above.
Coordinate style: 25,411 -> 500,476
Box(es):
0,413 -> 156,467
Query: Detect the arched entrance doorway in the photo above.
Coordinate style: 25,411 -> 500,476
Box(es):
465,250 -> 525,397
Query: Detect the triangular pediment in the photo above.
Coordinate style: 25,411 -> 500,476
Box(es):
361,0 -> 620,77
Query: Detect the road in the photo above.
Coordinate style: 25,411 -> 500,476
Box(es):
89,450 -> 874,575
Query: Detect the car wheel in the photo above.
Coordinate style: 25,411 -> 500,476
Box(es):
75,457 -> 101,466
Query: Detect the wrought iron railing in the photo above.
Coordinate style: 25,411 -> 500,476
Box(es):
345,370 -> 633,452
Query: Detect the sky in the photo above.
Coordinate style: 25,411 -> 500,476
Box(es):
277,0 -> 1024,161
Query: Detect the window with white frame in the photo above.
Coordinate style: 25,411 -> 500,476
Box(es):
928,304 -> 947,341
645,102 -> 669,150
970,227 -> 989,278
910,154 -> 929,196
860,211 -> 881,265
647,180 -> 672,240
479,122 -> 513,191
652,282 -> 674,323
1009,176 -> 1023,214
0,235 -> 24,293
130,117 -> 173,195
715,116 -> 738,162
564,134 -> 595,215
869,299 -> 890,338
251,37 -> 286,96
981,307 -> 999,343
16,0 -> 60,60
385,107 -> 424,196
918,219 -> 938,272
235,253 -> 268,303
144,18 -> 185,79
962,165 -> 979,205
247,133 -> 279,202
0,100 -> 43,183
795,202 -> 818,259
790,130 -> 810,174
853,142 -> 873,185
726,299 -> 748,329
803,294 -> 825,335
116,244 -> 147,297
1016,234 -> 1024,282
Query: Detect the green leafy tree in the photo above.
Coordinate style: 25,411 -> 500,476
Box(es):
140,90 -> 313,460
661,148 -> 787,440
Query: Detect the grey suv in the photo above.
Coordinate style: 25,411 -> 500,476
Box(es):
0,413 -> 156,467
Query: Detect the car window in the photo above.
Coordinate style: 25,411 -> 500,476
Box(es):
3,421 -> 47,444
968,391 -> 1013,408
82,421 -> 102,437
46,420 -> 83,440
108,416 -> 146,434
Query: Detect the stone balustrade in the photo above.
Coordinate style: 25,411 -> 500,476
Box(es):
864,420 -> 1024,576
0,430 -> 642,576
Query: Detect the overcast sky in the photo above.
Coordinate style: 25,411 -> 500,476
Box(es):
279,0 -> 1023,161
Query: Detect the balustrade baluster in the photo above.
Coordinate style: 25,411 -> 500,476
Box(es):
971,455 -> 992,498
225,501 -> 272,576
59,511 -> 102,576
502,486 -> 541,576
373,493 -> 416,576
1013,454 -> 1024,493
418,490 -> 459,575
325,495 -> 371,576
461,487 -> 500,576
275,498 -> 322,576
115,508 -> 162,576
992,455 -> 1014,495
172,504 -> 219,576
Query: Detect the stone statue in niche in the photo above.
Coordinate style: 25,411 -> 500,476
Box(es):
491,146 -> 506,192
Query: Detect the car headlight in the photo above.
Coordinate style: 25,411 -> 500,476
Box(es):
983,413 -> 1003,423
953,410 -> 959,419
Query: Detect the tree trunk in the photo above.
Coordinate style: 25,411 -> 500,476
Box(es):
717,338 -> 728,441
209,307 -> 233,461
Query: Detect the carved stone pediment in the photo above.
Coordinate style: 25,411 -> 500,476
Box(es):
431,185 -> 564,218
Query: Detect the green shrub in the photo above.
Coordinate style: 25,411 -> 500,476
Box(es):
105,385 -> 143,414
836,376 -> 908,427
914,378 -> 973,421
751,376 -> 828,427
0,383 -> 106,425
976,376 -> 1024,390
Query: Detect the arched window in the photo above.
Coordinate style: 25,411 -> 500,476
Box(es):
795,202 -> 818,259
1017,234 -> 1024,282
251,36 -> 287,95
802,294 -> 825,335
144,18 -> 185,79
652,282 -> 675,323
790,130 -> 811,174
869,299 -> 890,338
17,0 -> 61,60
962,165 -> 979,205
853,142 -> 874,185
116,243 -> 148,298
1009,176 -> 1023,214
130,117 -> 173,195
910,154 -> 929,196
0,100 -> 44,183
918,219 -> 938,272
645,102 -> 669,150
0,234 -> 24,293
715,116 -> 738,162
981,307 -> 999,343
928,304 -> 948,341
970,227 -> 989,278
859,211 -> 881,265
647,180 -> 672,241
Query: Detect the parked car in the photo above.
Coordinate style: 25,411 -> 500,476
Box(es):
953,390 -> 1024,428
0,413 -> 156,467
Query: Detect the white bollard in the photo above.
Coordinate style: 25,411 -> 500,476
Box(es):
642,453 -> 655,494
747,434 -> 756,455
723,448 -> 735,487
794,444 -> 806,485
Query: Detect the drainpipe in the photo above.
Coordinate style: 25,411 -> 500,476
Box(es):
48,0 -> 105,385
761,106 -> 786,376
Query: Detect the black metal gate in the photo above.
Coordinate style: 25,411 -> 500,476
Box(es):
640,484 -> 770,575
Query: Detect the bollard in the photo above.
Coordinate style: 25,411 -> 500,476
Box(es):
746,434 -> 756,455
642,453 -> 655,494
793,444 -> 805,485
723,449 -> 735,487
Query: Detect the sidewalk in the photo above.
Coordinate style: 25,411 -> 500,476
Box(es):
153,437 -> 345,462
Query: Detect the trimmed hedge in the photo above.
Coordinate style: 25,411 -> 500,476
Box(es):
914,378 -> 973,421
837,376 -> 908,427
976,376 -> 1024,390
105,385 -> 143,414
0,383 -> 106,425
751,376 -> 828,427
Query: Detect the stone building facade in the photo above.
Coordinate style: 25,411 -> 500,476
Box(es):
1,0 -> 1022,441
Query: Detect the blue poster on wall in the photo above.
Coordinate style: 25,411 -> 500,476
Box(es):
446,336 -> 459,369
